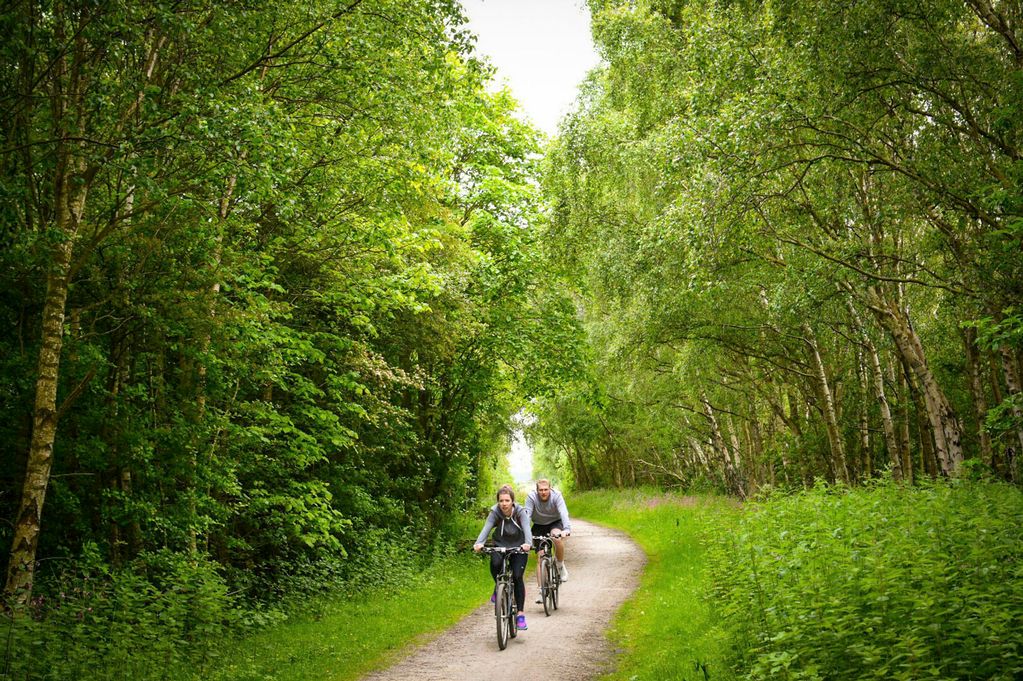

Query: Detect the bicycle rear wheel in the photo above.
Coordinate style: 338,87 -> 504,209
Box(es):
495,582 -> 510,650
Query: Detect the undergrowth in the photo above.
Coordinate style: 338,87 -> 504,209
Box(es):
0,513 -> 487,680
707,478 -> 1023,680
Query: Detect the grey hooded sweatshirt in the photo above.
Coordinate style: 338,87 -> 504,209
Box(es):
524,487 -> 571,533
475,503 -> 533,548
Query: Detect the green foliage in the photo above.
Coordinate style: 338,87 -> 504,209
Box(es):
1,550 -> 235,681
1,511 -> 487,681
707,480 -> 1023,680
972,308 -> 1023,441
537,0 -> 1023,493
0,0 -> 582,675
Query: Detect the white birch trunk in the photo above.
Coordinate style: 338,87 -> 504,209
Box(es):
867,287 -> 963,474
802,323 -> 850,483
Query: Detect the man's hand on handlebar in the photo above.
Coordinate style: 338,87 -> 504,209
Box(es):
520,543 -> 531,552
473,543 -> 483,552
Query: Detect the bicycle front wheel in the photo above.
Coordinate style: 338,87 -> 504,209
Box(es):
495,582 -> 510,650
541,557 -> 553,616
507,583 -> 518,639
550,561 -> 560,610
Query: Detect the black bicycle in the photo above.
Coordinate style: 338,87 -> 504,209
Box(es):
533,535 -> 562,616
480,546 -> 528,650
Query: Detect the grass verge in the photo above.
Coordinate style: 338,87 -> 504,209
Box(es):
572,488 -> 741,681
191,552 -> 493,681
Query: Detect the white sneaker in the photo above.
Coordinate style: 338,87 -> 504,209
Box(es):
559,563 -> 568,582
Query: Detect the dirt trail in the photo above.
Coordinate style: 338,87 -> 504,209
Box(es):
360,519 -> 645,681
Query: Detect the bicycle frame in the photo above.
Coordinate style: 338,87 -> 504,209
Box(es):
481,546 -> 527,650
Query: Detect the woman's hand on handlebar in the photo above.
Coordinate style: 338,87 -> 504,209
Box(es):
520,543 -> 531,552
473,543 -> 484,552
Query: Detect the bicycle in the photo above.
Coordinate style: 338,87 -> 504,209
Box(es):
533,535 -> 562,616
480,546 -> 529,650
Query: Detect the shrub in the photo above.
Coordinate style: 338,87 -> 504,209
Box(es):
2,549 -> 235,681
707,478 -> 1023,680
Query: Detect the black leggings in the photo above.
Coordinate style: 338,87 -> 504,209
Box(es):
490,552 -> 528,613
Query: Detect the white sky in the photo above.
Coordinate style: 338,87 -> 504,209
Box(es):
459,0 -> 601,136
509,429 -> 532,485
508,410 -> 538,486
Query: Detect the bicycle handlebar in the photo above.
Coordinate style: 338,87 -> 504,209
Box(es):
479,546 -> 530,554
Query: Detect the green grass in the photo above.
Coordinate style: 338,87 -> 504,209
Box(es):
190,552 -> 494,681
572,488 -> 742,681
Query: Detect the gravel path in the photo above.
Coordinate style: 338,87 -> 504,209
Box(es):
360,519 -> 645,681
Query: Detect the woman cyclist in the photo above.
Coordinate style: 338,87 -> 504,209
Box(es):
473,484 -> 532,631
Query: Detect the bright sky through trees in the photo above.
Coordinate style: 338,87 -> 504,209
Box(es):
458,2 -> 598,483
459,0 -> 600,136
509,430 -> 533,485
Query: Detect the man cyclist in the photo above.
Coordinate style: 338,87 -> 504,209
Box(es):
525,478 -> 571,595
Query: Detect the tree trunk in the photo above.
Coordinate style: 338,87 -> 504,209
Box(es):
569,438 -> 591,490
748,417 -> 767,486
915,386 -> 937,478
963,326 -> 994,464
802,323 -> 850,483
689,436 -> 708,468
765,387 -> 793,484
997,345 -> 1023,469
608,443 -> 623,488
3,9 -> 94,598
787,388 -> 803,438
867,341 -> 901,480
895,364 -> 914,484
687,435 -> 715,486
847,300 -> 900,480
105,343 -> 127,567
856,347 -> 872,480
726,415 -> 746,497
5,250 -> 74,601
989,353 -> 1006,405
866,287 -> 963,474
702,395 -> 743,498
4,161 -> 88,603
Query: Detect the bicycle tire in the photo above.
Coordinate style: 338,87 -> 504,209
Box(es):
495,581 -> 510,650
552,556 -> 560,609
551,561 -> 560,610
541,556 -> 553,616
507,581 -> 518,639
